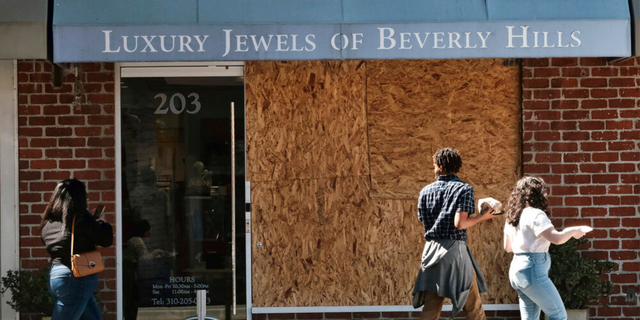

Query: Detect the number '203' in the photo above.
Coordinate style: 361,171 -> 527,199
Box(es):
154,93 -> 201,114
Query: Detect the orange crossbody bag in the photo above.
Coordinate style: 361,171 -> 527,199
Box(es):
70,215 -> 105,277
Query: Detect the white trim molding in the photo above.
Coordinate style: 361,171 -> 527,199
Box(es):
252,305 -> 521,314
0,60 -> 20,320
120,61 -> 244,78
115,62 -> 124,320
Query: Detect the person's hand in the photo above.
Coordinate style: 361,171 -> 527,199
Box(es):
565,226 -> 591,239
572,229 -> 586,239
152,249 -> 166,257
481,206 -> 496,219
88,208 -> 101,220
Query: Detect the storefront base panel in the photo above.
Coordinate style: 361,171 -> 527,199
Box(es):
254,310 -> 522,320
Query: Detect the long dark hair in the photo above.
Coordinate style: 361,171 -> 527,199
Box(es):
39,179 -> 89,230
506,176 -> 548,227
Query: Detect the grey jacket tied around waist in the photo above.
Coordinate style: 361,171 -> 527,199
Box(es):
412,238 -> 487,318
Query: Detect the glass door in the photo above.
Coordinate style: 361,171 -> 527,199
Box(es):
119,68 -> 246,320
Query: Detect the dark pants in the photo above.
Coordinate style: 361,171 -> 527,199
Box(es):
419,272 -> 486,320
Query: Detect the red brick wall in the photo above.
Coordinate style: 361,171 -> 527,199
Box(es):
17,60 -> 117,319
522,57 -> 640,319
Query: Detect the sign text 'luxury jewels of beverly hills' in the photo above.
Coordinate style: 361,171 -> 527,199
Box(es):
54,21 -> 631,62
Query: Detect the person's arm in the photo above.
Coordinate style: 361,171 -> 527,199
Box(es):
78,213 -> 114,247
454,209 -> 495,230
540,227 -> 585,245
504,232 -> 513,252
453,186 -> 497,230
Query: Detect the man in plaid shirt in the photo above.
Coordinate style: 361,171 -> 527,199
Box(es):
412,148 -> 498,320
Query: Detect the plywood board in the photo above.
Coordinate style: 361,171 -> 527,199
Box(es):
247,60 -> 520,307
245,61 -> 369,182
251,177 -> 425,306
367,59 -> 521,201
366,59 -> 521,304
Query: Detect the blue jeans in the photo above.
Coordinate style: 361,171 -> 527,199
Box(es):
48,264 -> 103,320
509,253 -> 567,320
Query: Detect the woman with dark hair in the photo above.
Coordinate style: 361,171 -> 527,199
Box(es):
40,179 -> 113,320
503,176 -> 588,320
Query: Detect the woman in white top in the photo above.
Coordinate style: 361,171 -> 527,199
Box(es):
503,177 -> 587,320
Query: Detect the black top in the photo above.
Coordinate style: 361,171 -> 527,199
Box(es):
41,212 -> 113,269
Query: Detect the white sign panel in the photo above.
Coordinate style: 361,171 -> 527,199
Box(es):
54,20 -> 631,62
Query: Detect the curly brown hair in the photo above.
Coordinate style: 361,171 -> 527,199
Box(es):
432,148 -> 462,174
506,176 -> 548,227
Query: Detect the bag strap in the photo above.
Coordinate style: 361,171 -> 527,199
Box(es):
71,215 -> 76,256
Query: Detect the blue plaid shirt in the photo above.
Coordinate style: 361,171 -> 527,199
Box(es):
418,174 -> 475,241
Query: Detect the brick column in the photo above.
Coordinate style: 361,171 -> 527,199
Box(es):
522,57 -> 640,319
17,61 -> 117,319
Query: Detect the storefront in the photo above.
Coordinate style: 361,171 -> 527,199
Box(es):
53,1 -> 634,320
3,0 -> 638,319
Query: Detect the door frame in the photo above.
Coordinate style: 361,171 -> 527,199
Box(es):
115,62 -> 250,320
0,60 -> 20,320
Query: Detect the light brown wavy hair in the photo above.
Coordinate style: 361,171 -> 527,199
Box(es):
506,176 -> 548,227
